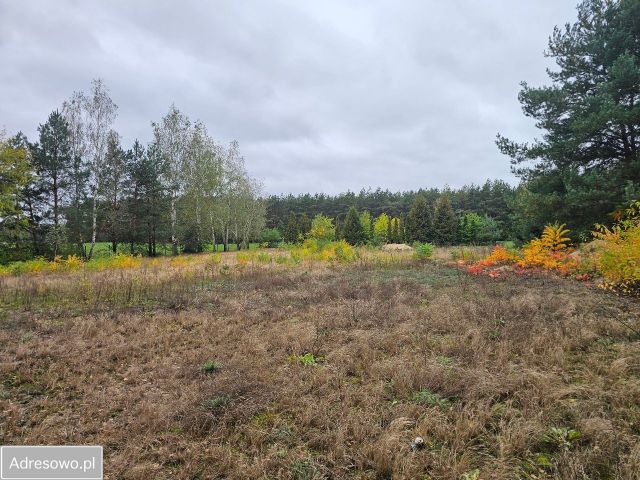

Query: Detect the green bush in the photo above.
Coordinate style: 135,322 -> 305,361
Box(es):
414,242 -> 434,260
260,228 -> 283,248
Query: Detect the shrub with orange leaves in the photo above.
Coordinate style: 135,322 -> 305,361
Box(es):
480,245 -> 518,266
466,224 -> 580,278
516,224 -> 578,274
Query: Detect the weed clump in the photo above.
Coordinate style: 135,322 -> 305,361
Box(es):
411,388 -> 451,410
414,242 -> 434,260
287,353 -> 323,366
200,360 -> 222,373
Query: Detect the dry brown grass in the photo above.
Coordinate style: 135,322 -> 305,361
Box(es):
1,252 -> 639,479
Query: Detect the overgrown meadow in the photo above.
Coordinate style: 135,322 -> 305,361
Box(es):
2,240 -> 640,480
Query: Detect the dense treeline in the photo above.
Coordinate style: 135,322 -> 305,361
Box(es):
0,80 -> 264,262
267,181 -> 516,245
273,195 -> 503,247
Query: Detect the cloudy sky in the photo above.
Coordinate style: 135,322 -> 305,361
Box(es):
0,1 -> 577,195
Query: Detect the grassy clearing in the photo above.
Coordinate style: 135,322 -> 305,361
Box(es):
1,248 -> 639,479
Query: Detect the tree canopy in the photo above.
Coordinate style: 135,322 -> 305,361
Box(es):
497,0 -> 640,236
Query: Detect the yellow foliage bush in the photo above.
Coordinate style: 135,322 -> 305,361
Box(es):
86,254 -> 141,271
64,255 -> 83,271
479,245 -> 518,265
236,251 -> 255,266
593,201 -> 640,288
517,224 -> 578,273
540,223 -> 571,251
288,239 -> 357,264
170,255 -> 195,268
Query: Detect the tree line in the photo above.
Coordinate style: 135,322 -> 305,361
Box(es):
0,80 -> 264,262
267,180 -> 516,244
278,193 -> 503,247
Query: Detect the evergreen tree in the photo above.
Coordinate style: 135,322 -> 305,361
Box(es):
283,212 -> 299,243
342,206 -> 366,245
433,195 -> 457,245
102,131 -> 127,254
11,133 -> 44,256
391,218 -> 401,243
458,212 -> 482,244
497,0 -> 640,236
36,110 -> 72,256
406,195 -> 433,242
298,212 -> 311,238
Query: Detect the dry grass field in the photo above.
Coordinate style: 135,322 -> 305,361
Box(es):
1,250 -> 640,479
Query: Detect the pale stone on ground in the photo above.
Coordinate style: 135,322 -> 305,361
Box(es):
381,243 -> 413,252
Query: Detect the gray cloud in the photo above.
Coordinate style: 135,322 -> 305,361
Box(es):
0,0 -> 577,194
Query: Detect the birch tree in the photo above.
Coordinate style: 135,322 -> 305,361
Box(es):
182,122 -> 222,252
62,91 -> 89,256
83,79 -> 117,259
153,105 -> 190,255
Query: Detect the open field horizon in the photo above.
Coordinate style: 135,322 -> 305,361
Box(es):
2,250 -> 640,479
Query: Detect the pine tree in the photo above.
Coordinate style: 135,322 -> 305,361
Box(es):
103,131 -> 127,254
342,206 -> 365,245
283,212 -> 299,243
433,195 -> 457,245
36,110 -> 72,256
406,195 -> 433,243
497,0 -> 640,235
298,212 -> 311,238
391,218 -> 401,243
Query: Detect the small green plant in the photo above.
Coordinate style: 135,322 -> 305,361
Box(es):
256,252 -> 271,264
206,253 -> 222,267
414,242 -> 434,260
461,469 -> 480,480
541,426 -> 581,451
435,355 -> 455,366
412,388 -> 451,410
204,395 -> 231,410
200,360 -> 222,373
288,353 -> 323,366
290,459 -> 325,480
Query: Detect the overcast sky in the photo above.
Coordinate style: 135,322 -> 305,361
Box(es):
0,1 -> 577,195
